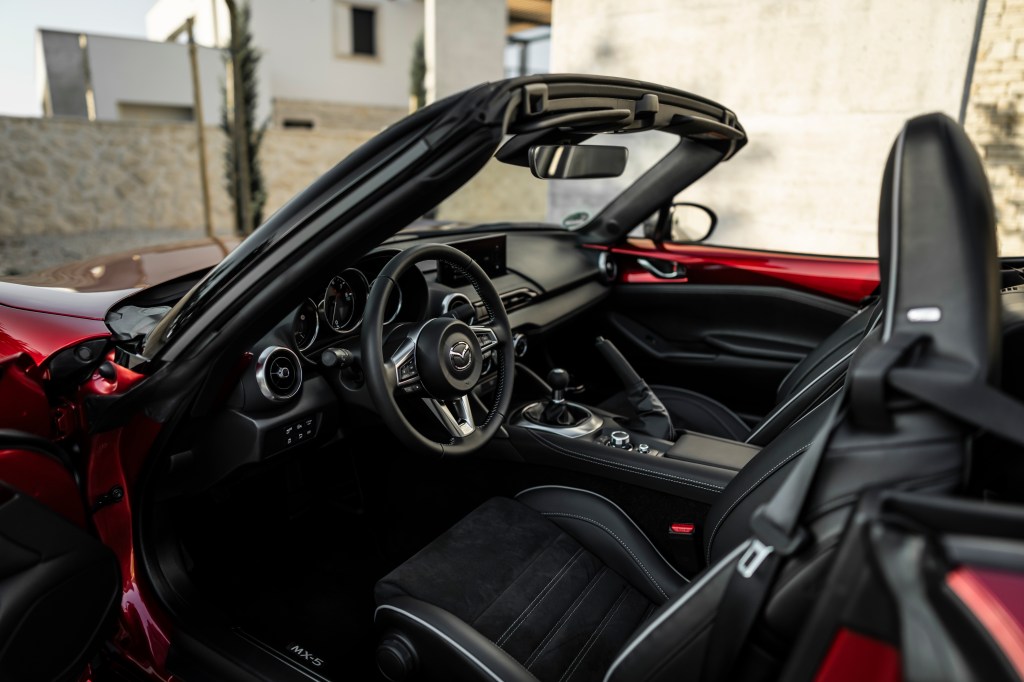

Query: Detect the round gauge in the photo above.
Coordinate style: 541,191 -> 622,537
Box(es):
293,298 -> 319,351
384,286 -> 403,325
323,275 -> 357,332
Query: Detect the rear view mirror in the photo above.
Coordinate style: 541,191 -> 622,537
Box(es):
528,145 -> 628,179
670,202 -> 717,243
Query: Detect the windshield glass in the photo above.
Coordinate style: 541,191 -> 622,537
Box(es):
430,130 -> 679,228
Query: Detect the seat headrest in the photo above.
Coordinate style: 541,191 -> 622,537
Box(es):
877,113 -> 999,381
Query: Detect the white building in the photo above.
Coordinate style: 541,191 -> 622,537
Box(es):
36,29 -> 224,125
38,0 -> 551,132
147,0 -> 424,130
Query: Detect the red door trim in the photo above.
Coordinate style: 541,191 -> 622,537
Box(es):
592,240 -> 880,304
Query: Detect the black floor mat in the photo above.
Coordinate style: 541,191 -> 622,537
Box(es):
179,454 -> 388,680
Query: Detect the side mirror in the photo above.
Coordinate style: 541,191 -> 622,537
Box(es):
528,145 -> 628,179
669,202 -> 717,243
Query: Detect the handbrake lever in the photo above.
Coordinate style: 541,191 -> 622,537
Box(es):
594,336 -> 675,441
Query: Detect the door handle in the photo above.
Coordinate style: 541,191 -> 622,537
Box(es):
636,258 -> 685,279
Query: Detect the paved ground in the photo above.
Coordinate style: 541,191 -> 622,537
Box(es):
0,227 -> 214,277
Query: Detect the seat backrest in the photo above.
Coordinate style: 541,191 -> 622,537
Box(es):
604,113 -> 999,682
745,300 -> 881,445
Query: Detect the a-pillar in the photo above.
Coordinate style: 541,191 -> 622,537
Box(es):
424,0 -> 507,104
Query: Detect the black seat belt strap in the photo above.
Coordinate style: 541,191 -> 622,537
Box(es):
700,400 -> 841,682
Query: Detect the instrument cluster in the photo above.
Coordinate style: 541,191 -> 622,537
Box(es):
291,252 -> 422,356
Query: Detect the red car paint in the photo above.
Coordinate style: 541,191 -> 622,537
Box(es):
812,628 -> 901,682
1,303 -> 113,366
0,352 -> 52,437
0,449 -> 86,528
86,415 -> 174,679
592,239 -> 880,304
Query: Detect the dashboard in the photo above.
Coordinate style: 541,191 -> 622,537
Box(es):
190,229 -> 613,486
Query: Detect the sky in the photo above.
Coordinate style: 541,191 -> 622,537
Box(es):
0,0 -> 149,117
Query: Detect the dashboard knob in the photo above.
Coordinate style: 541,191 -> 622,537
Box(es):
610,431 -> 631,448
637,443 -> 651,455
513,333 -> 528,358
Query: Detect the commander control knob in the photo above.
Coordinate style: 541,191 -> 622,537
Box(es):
547,368 -> 570,403
610,430 -> 631,449
513,333 -> 528,358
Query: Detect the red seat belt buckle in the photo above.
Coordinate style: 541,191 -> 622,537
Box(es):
669,522 -> 695,535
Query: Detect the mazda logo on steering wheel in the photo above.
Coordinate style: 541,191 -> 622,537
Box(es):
448,341 -> 473,372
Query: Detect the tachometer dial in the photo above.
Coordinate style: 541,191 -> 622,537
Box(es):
293,298 -> 319,351
384,286 -> 402,324
323,276 -> 356,332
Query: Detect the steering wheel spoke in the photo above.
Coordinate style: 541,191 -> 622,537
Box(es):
470,325 -> 501,352
423,396 -> 476,438
388,336 -> 421,392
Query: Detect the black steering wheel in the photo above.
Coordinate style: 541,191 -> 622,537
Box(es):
361,243 -> 515,456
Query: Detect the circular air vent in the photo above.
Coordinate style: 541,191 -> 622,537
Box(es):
442,292 -> 476,324
255,346 -> 302,401
598,251 -> 618,283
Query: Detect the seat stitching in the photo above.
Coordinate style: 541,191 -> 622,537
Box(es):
777,328 -> 862,400
560,588 -> 629,682
746,348 -> 855,443
704,442 -> 812,564
496,548 -> 584,646
541,512 -> 668,600
526,567 -> 608,669
470,531 -> 563,625
530,431 -> 723,492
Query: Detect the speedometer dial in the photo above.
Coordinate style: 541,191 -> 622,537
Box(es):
293,298 -> 319,351
323,276 -> 356,332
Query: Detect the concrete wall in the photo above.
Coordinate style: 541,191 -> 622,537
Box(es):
425,0 -> 506,102
551,0 -> 981,256
38,30 -> 225,126
87,34 -> 225,126
964,0 -> 1024,255
0,115 -> 373,238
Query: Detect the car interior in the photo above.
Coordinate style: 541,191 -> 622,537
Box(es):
39,79 -> 1024,681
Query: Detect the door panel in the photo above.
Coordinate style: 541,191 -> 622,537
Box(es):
604,284 -> 857,418
592,241 -> 878,421
607,239 -> 880,303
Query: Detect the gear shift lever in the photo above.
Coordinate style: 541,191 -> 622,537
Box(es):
547,368 -> 569,403
539,368 -> 589,426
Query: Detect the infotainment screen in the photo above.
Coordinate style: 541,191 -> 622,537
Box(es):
436,234 -> 507,286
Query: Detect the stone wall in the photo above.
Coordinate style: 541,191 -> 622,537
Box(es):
964,0 -> 1024,255
0,116 -> 374,240
270,98 -> 408,131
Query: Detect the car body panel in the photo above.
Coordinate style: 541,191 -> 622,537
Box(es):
84,415 -> 174,680
1,237 -> 240,294
0,448 -> 84,528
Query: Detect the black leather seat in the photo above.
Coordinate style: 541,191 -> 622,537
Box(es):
373,113 -> 997,681
646,300 -> 881,445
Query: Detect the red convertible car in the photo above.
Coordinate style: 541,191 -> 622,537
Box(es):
2,75 -> 1023,682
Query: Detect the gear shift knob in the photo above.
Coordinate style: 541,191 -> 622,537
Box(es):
546,368 -> 569,402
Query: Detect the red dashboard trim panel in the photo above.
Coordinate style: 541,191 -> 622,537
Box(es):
593,240 -> 880,304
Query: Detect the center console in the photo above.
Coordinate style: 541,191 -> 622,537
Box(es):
506,365 -> 760,504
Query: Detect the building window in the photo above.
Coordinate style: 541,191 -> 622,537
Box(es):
335,2 -> 378,58
352,7 -> 376,56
